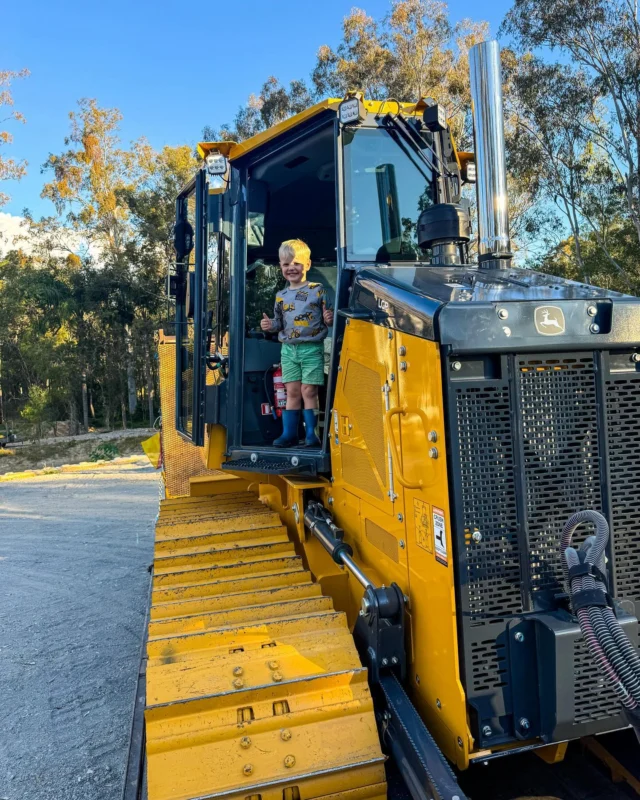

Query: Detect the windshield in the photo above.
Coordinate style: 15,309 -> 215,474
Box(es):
343,126 -> 435,262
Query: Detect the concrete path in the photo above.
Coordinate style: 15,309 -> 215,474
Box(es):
0,462 -> 159,800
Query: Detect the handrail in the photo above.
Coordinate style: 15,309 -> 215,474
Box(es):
383,406 -> 432,490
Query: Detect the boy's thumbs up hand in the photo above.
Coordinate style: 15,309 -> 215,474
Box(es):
260,313 -> 273,332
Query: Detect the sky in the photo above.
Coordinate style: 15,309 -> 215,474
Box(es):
3,0 -> 514,221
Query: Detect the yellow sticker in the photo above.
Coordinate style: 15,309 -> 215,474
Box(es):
414,499 -> 433,553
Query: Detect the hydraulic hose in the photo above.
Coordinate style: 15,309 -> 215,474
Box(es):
562,510 -> 640,739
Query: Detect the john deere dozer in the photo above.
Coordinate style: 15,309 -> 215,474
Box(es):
124,40 -> 640,800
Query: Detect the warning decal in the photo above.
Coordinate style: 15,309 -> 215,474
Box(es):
433,506 -> 448,566
413,499 -> 432,553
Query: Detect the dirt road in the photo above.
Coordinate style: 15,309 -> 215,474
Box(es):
0,462 -> 159,800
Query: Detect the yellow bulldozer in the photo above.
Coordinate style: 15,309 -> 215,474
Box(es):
123,40 -> 640,800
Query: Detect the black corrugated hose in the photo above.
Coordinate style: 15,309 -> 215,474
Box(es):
561,510 -> 640,741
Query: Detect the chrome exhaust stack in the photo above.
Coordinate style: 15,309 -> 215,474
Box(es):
469,40 -> 512,269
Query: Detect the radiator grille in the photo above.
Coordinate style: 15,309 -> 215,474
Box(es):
607,374 -> 640,607
518,356 -> 602,596
455,385 -> 521,620
471,638 -> 508,692
449,350 -> 639,744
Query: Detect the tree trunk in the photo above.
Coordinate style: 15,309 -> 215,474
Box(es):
69,396 -> 79,436
0,345 -> 8,438
144,347 -> 155,425
104,403 -> 111,431
121,397 -> 127,430
125,325 -> 137,417
81,370 -> 90,432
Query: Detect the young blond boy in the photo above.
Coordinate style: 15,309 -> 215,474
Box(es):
261,239 -> 333,447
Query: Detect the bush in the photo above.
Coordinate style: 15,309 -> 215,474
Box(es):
88,442 -> 120,462
21,387 -> 53,441
0,448 -> 16,457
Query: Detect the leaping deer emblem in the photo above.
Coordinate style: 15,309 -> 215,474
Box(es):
535,306 -> 565,335
540,309 -> 563,330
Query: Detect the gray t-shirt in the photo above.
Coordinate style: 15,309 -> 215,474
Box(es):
271,282 -> 331,344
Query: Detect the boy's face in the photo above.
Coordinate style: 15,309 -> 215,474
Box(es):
279,259 -> 308,284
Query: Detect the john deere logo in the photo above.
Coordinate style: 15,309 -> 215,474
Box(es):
535,306 -> 565,335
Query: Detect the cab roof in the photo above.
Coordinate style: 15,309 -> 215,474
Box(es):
197,97 -> 432,162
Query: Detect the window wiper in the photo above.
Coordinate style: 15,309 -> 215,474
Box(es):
381,112 -> 454,181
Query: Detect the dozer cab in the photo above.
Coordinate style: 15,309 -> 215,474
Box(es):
129,41 -> 640,800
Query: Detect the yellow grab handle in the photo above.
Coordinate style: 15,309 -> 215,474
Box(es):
383,406 -> 424,490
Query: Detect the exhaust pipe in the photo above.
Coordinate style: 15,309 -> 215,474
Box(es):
469,40 -> 512,269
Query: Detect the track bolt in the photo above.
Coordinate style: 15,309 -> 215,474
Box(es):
399,539 -> 405,549
284,755 -> 296,768
482,725 -> 492,737
587,305 -> 597,317
451,360 -> 462,371
515,632 -> 524,643
381,658 -> 389,666
457,737 -> 464,748
280,729 -> 292,741
391,656 -> 399,665
272,671 -> 283,682
632,353 -> 640,363
268,660 -> 280,670
240,736 -> 252,749
233,678 -> 245,689
399,346 -> 407,356
590,323 -> 600,333
497,308 -> 509,320
243,764 -> 253,776
519,717 -> 530,731
429,447 -> 438,459
398,513 -> 403,522
472,530 -> 482,543
436,698 -> 442,709
233,666 -> 244,676
428,430 -> 438,443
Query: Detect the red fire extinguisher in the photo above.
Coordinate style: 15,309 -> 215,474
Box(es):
272,364 -> 287,417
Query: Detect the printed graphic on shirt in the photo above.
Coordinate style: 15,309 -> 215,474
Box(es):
271,281 -> 332,344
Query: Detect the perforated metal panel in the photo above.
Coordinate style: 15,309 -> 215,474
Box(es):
606,372 -> 640,610
447,349 -> 640,746
344,360 -> 387,485
342,443 -> 384,500
573,637 -> 620,725
470,639 -> 508,693
518,355 -> 602,597
454,384 -> 521,621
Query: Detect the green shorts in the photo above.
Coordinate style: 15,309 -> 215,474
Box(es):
281,342 -> 325,385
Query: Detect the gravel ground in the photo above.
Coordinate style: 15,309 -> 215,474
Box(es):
0,462 -> 159,800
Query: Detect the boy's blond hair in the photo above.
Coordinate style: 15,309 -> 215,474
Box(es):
279,239 -> 311,268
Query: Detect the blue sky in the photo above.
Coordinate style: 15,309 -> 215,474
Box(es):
4,0 -> 513,218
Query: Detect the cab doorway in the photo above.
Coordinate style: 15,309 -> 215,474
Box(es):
240,122 -> 338,451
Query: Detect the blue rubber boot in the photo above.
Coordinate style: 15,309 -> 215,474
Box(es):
273,409 -> 300,448
303,409 -> 321,448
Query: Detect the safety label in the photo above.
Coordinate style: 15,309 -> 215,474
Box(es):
433,506 -> 448,566
413,499 -> 432,553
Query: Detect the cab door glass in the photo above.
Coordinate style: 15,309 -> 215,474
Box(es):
177,187 -> 197,437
